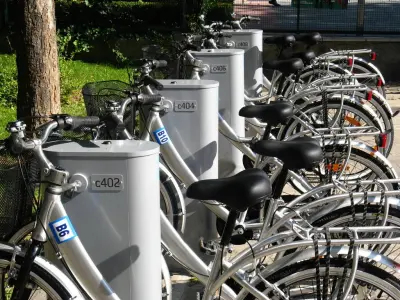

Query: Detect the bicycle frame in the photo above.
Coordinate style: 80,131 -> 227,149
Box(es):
140,105 -> 316,230
12,137 -> 400,300
36,178 -> 400,300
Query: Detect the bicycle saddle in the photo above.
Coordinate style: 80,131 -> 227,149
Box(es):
285,50 -> 316,66
263,58 -> 304,75
186,169 -> 272,212
252,137 -> 323,170
239,101 -> 293,127
294,32 -> 322,46
264,35 -> 295,47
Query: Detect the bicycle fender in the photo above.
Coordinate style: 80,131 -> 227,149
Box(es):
233,246 -> 400,300
0,243 -> 85,299
354,56 -> 386,85
160,162 -> 186,233
308,196 -> 400,224
350,140 -> 398,179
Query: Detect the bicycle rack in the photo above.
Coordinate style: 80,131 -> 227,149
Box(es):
219,29 -> 263,98
43,140 -> 161,300
189,49 -> 245,178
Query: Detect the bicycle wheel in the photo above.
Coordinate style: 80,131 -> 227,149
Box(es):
332,57 -> 386,98
329,91 -> 394,157
281,64 -> 351,98
0,248 -> 76,299
279,98 -> 384,154
283,205 -> 400,257
299,145 -> 398,190
240,259 -> 400,299
313,205 -> 400,260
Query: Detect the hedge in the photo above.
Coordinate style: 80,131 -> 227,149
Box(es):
55,1 -> 181,35
55,1 -> 233,35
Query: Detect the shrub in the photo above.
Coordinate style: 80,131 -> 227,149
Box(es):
0,72 -> 17,106
0,55 -> 18,106
55,1 -> 182,36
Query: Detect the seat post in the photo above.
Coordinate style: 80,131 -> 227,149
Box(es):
276,75 -> 286,95
272,166 -> 289,199
220,209 -> 239,246
262,124 -> 272,141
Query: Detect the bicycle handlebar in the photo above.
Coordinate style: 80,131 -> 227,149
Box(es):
6,114 -> 102,156
142,75 -> 164,90
140,59 -> 168,72
185,51 -> 203,67
138,94 -> 163,105
51,115 -> 101,131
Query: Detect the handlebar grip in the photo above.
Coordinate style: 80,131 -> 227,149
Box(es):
142,76 -> 164,90
65,116 -> 101,131
153,60 -> 168,68
139,94 -> 163,105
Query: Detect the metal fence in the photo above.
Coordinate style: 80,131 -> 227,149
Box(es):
233,0 -> 400,35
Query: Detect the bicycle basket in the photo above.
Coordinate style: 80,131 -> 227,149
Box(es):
82,80 -> 132,117
0,141 -> 36,241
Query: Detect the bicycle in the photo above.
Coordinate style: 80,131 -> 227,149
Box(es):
4,116 -> 400,300
137,57 -> 398,193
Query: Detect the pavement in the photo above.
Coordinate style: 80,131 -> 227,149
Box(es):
385,85 -> 400,171
233,0 -> 400,33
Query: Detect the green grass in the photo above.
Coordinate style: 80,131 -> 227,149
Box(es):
0,54 -> 129,139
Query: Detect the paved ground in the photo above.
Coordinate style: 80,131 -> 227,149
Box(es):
385,85 -> 400,171
233,0 -> 400,33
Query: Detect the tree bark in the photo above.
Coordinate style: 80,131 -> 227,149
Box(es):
14,0 -> 60,131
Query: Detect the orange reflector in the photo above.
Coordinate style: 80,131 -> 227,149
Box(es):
367,90 -> 373,100
345,115 -> 361,126
371,52 -> 377,60
380,133 -> 388,148
377,77 -> 383,87
326,164 -> 350,172
347,57 -> 353,66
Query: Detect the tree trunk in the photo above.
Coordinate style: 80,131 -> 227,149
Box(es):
14,0 -> 60,131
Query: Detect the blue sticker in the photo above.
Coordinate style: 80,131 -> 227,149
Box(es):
49,216 -> 77,244
153,127 -> 170,145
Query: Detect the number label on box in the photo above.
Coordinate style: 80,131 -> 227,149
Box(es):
174,100 -> 197,112
91,175 -> 124,192
236,41 -> 249,49
210,64 -> 228,73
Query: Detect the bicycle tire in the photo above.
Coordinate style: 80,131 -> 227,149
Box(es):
329,91 -> 394,156
292,145 -> 398,193
0,248 -> 76,299
237,258 -> 400,299
281,64 -> 350,98
331,57 -> 386,98
279,98 -> 384,153
283,205 -> 400,257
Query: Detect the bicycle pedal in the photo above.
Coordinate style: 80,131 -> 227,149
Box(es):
199,237 -> 218,255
